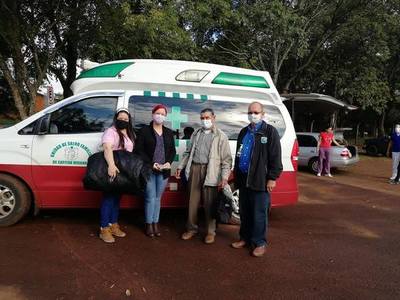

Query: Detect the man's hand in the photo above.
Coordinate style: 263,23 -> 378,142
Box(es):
175,168 -> 181,179
219,179 -> 228,189
266,180 -> 276,193
153,163 -> 161,171
108,164 -> 120,179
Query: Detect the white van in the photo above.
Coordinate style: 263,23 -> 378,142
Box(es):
0,59 -> 298,226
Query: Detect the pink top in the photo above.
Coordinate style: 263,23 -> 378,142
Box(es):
320,132 -> 334,148
102,126 -> 134,152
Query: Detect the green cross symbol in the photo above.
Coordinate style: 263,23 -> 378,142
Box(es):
167,106 -> 188,130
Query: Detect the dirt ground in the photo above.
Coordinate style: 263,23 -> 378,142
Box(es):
0,155 -> 399,300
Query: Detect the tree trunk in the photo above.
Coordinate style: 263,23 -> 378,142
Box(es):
378,111 -> 386,137
10,86 -> 27,120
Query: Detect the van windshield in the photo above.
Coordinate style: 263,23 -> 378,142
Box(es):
129,95 -> 286,140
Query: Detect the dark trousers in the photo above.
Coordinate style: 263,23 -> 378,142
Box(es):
100,193 -> 121,228
239,187 -> 270,247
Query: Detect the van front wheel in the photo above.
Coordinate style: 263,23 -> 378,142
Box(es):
0,174 -> 31,227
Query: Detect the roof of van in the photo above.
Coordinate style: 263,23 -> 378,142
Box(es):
70,59 -> 281,103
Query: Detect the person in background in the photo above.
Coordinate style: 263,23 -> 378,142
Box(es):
99,108 -> 136,243
182,126 -> 194,140
316,126 -> 343,177
176,108 -> 232,244
135,104 -> 176,237
387,124 -> 400,184
231,102 -> 282,257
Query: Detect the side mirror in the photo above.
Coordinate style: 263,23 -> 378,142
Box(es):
37,114 -> 50,135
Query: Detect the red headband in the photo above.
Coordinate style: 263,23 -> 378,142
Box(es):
152,104 -> 168,115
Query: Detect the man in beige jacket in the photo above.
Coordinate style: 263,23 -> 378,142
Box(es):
175,108 -> 232,244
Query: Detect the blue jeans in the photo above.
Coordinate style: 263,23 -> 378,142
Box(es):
145,172 -> 168,223
239,187 -> 270,247
100,193 -> 121,228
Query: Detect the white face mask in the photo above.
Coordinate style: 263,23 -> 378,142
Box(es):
201,119 -> 213,129
152,113 -> 166,124
248,113 -> 262,124
395,126 -> 400,134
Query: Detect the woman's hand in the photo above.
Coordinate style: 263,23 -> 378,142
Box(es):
162,162 -> 171,170
108,164 -> 120,179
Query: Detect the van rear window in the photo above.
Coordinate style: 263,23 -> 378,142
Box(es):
129,95 -> 286,139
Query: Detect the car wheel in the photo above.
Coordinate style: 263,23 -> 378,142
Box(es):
0,174 -> 31,227
308,157 -> 319,174
366,145 -> 378,156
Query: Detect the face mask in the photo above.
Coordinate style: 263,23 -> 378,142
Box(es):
395,126 -> 400,134
153,113 -> 166,124
201,119 -> 213,129
248,113 -> 262,124
116,119 -> 129,130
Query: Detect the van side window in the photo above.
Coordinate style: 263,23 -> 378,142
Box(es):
129,95 -> 286,139
48,97 -> 117,134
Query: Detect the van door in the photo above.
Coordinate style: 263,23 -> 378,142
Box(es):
31,95 -> 121,208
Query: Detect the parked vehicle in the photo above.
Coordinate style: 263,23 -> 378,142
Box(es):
363,136 -> 390,156
297,132 -> 359,173
0,59 -> 299,226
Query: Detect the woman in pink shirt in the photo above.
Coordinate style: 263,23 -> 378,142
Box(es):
317,126 -> 342,177
99,108 -> 136,243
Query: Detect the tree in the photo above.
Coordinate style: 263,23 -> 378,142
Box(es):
0,0 -> 63,119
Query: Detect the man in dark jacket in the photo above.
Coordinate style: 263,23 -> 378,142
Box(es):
231,101 -> 283,257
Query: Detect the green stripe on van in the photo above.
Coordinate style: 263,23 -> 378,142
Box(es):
172,92 -> 180,98
158,91 -> 166,97
144,90 -> 151,97
77,62 -> 133,79
212,72 -> 270,88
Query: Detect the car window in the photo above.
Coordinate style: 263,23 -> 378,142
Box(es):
18,120 -> 38,135
129,95 -> 286,140
297,135 -> 317,147
48,97 -> 118,134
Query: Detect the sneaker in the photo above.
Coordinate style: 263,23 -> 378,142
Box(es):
326,174 -> 333,177
181,231 -> 197,240
317,173 -> 321,177
99,227 -> 115,243
110,223 -> 126,237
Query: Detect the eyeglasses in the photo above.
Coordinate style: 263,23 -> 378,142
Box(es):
247,111 -> 262,115
200,116 -> 212,120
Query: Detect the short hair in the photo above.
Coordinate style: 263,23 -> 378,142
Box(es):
248,101 -> 264,112
200,108 -> 214,115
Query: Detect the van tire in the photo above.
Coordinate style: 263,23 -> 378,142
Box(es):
308,157 -> 319,174
0,174 -> 31,227
366,145 -> 378,156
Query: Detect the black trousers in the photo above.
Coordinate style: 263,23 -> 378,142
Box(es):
239,187 -> 270,247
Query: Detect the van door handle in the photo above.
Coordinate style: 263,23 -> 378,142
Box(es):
20,144 -> 30,149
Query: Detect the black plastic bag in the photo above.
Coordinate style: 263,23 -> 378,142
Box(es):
83,150 -> 152,195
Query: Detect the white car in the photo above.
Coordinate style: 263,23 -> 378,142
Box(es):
297,132 -> 359,173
